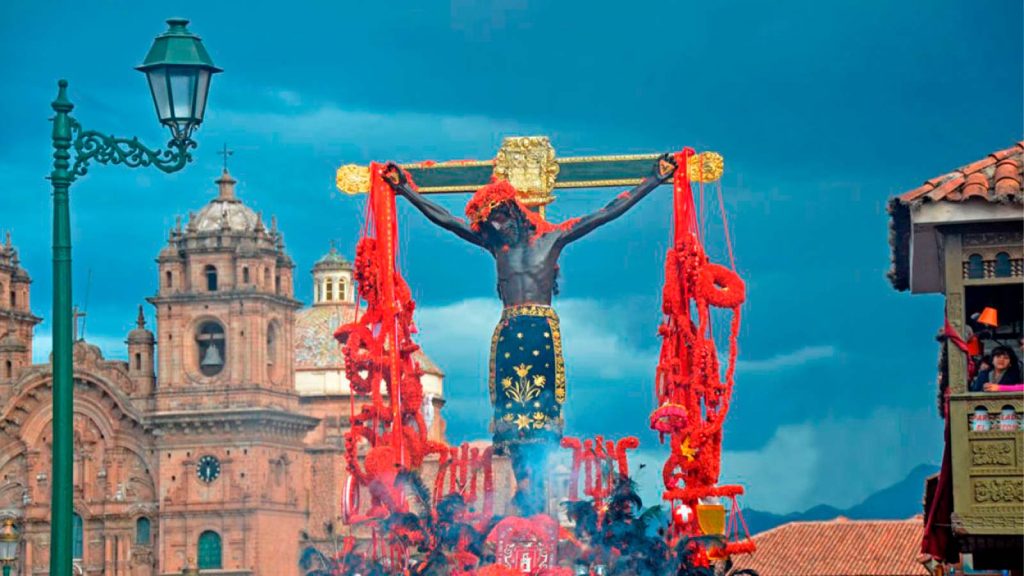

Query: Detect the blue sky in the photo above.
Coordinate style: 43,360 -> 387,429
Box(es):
1,1 -> 1020,514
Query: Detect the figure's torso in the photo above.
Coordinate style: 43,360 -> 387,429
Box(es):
491,233 -> 561,307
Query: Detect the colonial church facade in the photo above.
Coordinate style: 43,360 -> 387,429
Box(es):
0,170 -> 446,576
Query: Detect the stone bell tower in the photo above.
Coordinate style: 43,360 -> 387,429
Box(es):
147,169 -> 316,575
150,168 -> 300,399
0,233 -> 41,385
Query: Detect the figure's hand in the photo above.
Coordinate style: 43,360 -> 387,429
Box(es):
382,162 -> 407,190
983,383 -> 1000,392
654,153 -> 678,181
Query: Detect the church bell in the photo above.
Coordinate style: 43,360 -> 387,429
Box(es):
201,344 -> 224,367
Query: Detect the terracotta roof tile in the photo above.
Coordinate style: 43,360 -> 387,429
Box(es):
961,171 -> 990,199
731,517 -> 928,576
898,141 -> 1024,205
994,158 -> 1021,194
887,142 -> 1024,291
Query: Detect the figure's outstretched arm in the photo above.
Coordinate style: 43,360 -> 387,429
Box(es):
556,153 -> 678,246
382,163 -> 485,247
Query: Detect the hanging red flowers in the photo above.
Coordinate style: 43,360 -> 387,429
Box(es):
651,149 -> 754,558
336,162 -> 447,528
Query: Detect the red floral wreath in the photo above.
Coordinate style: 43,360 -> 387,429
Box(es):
698,263 -> 746,309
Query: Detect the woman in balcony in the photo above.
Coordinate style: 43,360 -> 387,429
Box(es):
973,344 -> 1023,392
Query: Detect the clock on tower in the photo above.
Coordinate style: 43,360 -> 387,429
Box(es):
196,455 -> 221,483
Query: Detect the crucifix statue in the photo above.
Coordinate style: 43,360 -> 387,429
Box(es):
337,136 -> 722,515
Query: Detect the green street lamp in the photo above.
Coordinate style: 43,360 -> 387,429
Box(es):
47,18 -> 219,576
0,518 -> 19,576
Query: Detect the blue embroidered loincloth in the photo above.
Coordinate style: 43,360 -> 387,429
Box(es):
490,305 -> 566,448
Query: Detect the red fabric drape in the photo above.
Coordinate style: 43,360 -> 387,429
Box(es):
921,398 -> 957,563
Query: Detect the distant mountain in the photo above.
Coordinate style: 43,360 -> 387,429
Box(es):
741,463 -> 939,535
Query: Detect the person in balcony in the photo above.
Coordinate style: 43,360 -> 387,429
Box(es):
972,345 -> 1023,392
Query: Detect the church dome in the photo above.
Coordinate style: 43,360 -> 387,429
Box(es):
294,302 -> 443,376
190,170 -> 260,233
294,304 -> 356,370
313,245 -> 352,272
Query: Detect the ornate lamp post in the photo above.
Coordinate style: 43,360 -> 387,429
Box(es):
47,18 -> 219,576
0,518 -> 19,576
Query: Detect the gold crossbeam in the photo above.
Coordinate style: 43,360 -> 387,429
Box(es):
336,136 -> 723,210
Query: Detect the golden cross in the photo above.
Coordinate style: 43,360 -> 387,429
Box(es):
335,136 -> 724,211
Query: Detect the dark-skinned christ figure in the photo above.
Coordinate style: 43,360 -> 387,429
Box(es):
381,153 -> 678,515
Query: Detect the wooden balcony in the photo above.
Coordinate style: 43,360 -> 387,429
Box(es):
949,392 -> 1024,536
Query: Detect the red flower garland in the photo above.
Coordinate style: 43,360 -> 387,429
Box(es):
650,149 -> 752,555
337,162 -> 447,530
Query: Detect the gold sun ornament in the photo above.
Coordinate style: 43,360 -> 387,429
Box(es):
686,152 -> 725,183
336,164 -> 371,195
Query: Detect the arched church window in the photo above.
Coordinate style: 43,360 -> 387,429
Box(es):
4,360 -> 11,378
165,270 -> 173,288
325,278 -> 333,301
995,252 -> 1011,277
267,323 -> 277,366
135,517 -> 151,545
134,353 -> 142,371
967,254 -> 984,279
339,279 -> 347,301
204,265 -> 218,292
198,530 -> 222,570
73,513 -> 84,559
9,290 -> 15,307
196,321 -> 226,377
275,275 -> 281,295
243,266 -> 250,284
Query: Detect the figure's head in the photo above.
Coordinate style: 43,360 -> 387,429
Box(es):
466,180 -> 532,245
991,346 -> 1018,371
484,201 -> 529,244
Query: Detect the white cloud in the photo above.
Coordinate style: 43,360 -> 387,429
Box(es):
736,345 -> 837,374
417,297 -> 837,386
627,425 -> 819,515
719,424 -> 819,513
272,89 -> 303,107
627,406 -> 940,515
415,297 -> 659,388
411,298 -> 937,515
